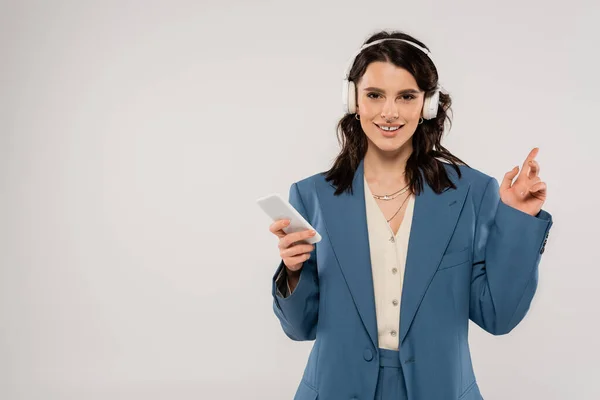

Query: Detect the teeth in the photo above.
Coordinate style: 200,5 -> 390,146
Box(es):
378,125 -> 400,131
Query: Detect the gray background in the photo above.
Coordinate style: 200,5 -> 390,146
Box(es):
1,0 -> 598,399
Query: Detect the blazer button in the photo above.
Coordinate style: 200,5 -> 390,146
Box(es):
363,349 -> 373,361
540,238 -> 548,254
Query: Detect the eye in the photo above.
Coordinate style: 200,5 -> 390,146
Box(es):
367,92 -> 382,99
400,94 -> 416,101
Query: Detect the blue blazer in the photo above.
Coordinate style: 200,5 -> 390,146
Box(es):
271,159 -> 553,400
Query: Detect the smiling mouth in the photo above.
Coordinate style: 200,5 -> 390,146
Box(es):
374,123 -> 404,133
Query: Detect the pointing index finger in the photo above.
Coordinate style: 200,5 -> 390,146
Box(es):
527,147 -> 539,162
521,147 -> 539,170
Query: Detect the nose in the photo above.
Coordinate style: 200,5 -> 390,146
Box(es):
380,100 -> 399,121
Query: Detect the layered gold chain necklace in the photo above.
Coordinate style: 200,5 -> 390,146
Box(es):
372,183 -> 411,223
371,183 -> 410,200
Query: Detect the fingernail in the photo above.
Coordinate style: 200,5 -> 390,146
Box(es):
310,230 -> 316,235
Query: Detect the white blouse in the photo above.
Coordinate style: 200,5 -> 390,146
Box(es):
364,176 -> 415,350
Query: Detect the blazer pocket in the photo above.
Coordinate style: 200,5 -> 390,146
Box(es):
295,379 -> 318,400
438,247 -> 471,270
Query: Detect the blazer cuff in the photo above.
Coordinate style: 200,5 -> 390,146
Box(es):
497,201 -> 553,255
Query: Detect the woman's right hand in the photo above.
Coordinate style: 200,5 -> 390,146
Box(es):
269,219 -> 316,272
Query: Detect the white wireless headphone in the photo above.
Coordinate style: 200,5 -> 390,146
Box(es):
342,38 -> 442,120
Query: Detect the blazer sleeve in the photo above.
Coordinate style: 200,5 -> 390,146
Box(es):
469,177 -> 553,335
271,182 -> 319,341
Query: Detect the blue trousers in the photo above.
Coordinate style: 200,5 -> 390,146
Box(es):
374,348 -> 408,400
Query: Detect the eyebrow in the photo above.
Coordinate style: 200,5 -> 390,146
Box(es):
362,87 -> 421,94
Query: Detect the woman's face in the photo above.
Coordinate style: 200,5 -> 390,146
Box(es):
355,61 -> 424,154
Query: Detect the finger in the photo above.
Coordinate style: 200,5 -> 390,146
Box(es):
526,147 -> 539,162
269,219 -> 289,233
281,230 -> 316,249
279,229 -> 317,249
282,243 -> 314,258
269,219 -> 290,238
284,252 -> 311,269
527,159 -> 540,179
521,147 -> 539,172
529,181 -> 547,195
500,166 -> 519,192
515,147 -> 539,184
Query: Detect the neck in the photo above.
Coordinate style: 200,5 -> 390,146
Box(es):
363,144 -> 412,188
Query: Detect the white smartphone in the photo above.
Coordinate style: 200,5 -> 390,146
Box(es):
256,193 -> 322,244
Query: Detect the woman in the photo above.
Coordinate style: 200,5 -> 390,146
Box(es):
268,30 -> 553,400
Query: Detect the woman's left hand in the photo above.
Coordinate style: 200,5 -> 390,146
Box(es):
499,147 -> 547,217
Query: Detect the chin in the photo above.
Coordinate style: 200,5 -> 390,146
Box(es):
373,140 -> 408,153
371,133 -> 410,149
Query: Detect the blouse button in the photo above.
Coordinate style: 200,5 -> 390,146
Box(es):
392,299 -> 399,306
392,268 -> 398,274
390,330 -> 397,337
389,236 -> 395,243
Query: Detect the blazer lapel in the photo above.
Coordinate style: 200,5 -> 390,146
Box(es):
315,159 -> 470,349
399,166 -> 470,344
315,159 -> 378,348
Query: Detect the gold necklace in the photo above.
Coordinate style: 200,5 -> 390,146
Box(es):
385,193 -> 410,223
372,183 -> 410,201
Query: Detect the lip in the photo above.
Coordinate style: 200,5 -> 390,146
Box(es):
374,123 -> 404,137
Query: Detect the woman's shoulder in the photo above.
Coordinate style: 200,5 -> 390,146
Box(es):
291,170 -> 328,192
441,161 -> 494,187
440,161 -> 498,207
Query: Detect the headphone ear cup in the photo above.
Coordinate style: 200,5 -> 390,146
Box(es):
343,80 -> 356,114
422,89 -> 440,120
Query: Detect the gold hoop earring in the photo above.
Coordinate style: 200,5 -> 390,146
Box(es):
418,117 -> 424,124
355,114 -> 360,120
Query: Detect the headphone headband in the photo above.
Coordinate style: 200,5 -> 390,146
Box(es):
343,38 -> 433,79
